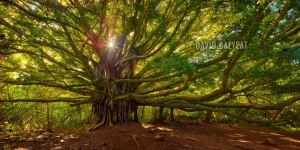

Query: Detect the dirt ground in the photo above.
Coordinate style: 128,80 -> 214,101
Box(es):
1,120 -> 300,150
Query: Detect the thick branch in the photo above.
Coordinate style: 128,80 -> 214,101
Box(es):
260,0 -> 293,47
222,49 -> 245,92
268,23 -> 300,44
114,74 -> 192,100
148,103 -> 300,124
115,72 -> 182,83
197,102 -> 281,110
134,64 -> 224,94
0,98 -> 89,103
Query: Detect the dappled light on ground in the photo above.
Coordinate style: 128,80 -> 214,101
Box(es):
280,137 -> 300,144
228,133 -> 246,138
157,126 -> 173,131
1,122 -> 300,150
269,132 -> 283,136
142,123 -> 173,131
236,139 -> 251,143
141,123 -> 154,129
250,130 -> 270,135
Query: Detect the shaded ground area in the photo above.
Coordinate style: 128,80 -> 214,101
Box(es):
1,120 -> 300,150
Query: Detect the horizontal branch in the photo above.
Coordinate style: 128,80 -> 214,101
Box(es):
147,103 -> 300,124
197,102 -> 281,110
4,80 -> 91,88
0,97 -> 89,103
114,74 -> 193,101
277,94 -> 300,109
134,64 -> 224,94
132,74 -> 192,99
115,72 -> 182,83
3,80 -> 94,96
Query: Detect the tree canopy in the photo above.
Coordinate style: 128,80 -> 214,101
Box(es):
1,0 -> 300,127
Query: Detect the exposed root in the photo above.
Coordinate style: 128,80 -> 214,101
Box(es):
89,123 -> 102,131
141,134 -> 150,138
89,120 -> 105,131
88,119 -> 117,131
183,137 -> 200,142
108,123 -> 116,129
132,135 -> 142,150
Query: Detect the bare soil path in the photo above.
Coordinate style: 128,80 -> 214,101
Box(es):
1,121 -> 300,150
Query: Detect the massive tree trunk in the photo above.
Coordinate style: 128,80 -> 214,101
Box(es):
91,63 -> 137,129
90,36 -> 138,129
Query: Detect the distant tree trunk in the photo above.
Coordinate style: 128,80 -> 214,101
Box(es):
46,103 -> 51,130
133,104 -> 138,122
170,108 -> 174,121
153,107 -> 157,121
206,110 -> 213,122
140,106 -> 145,121
158,106 -> 164,122
0,102 -> 5,131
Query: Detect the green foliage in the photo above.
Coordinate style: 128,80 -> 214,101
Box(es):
250,66 -> 264,77
1,102 -> 92,132
146,54 -> 197,77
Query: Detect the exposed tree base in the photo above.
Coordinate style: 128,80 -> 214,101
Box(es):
91,94 -> 138,130
89,122 -> 115,131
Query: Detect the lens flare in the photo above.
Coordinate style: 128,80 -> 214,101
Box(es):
108,42 -> 114,47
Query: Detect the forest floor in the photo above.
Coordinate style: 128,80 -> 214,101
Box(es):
1,119 -> 300,150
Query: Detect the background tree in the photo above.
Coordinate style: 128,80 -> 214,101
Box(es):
0,0 -> 300,129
